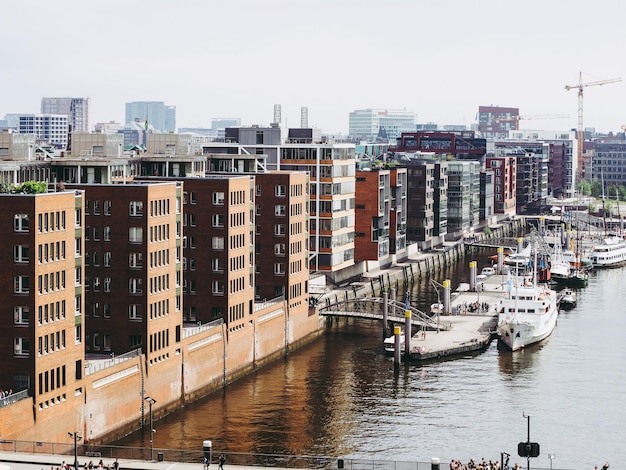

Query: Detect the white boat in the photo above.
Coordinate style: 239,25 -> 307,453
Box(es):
550,244 -> 572,280
384,334 -> 405,355
430,302 -> 444,315
496,271 -> 559,351
481,266 -> 496,276
559,288 -> 577,309
589,236 -> 626,268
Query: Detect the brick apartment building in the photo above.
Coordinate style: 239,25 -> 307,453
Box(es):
0,189 -> 86,416
65,182 -> 182,366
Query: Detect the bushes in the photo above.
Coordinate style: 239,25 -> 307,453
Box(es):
0,181 -> 48,194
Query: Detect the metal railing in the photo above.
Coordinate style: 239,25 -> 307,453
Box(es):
0,390 -> 28,408
0,440 -> 574,470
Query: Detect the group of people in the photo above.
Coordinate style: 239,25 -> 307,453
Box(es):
57,458 -> 119,470
449,457 -> 520,470
203,454 -> 226,470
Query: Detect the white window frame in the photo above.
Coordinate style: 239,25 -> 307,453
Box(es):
14,306 -> 29,325
14,245 -> 29,263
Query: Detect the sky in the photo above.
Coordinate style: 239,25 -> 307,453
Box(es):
2,0 -> 626,135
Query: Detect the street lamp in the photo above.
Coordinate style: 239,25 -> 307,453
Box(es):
144,397 -> 157,461
548,454 -> 556,470
68,431 -> 82,470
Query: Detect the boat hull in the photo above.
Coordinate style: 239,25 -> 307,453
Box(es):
497,309 -> 558,351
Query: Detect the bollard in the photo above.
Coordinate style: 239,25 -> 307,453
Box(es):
431,457 -> 440,470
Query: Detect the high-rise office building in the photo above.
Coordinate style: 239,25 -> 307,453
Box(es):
41,98 -> 90,132
125,102 -> 176,133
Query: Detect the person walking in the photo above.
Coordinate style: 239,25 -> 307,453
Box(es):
203,457 -> 208,470
218,455 -> 225,470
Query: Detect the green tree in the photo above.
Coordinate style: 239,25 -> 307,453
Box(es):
577,179 -> 591,196
590,179 -> 603,198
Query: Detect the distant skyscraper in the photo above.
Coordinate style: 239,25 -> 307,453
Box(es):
41,97 -> 90,132
348,108 -> 416,141
125,101 -> 176,133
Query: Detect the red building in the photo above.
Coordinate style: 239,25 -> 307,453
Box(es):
485,156 -> 516,215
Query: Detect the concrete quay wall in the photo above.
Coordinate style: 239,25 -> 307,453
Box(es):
0,300 -> 324,446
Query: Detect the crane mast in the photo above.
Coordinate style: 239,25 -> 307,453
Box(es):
565,72 -> 621,186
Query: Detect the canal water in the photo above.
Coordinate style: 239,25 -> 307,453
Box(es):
114,250 -> 625,470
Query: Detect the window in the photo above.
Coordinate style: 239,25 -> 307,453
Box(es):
212,237 -> 225,250
14,245 -> 29,263
274,263 -> 285,275
14,306 -> 29,325
104,277 -> 111,292
274,243 -> 286,256
129,252 -> 143,268
274,224 -> 286,236
211,280 -> 224,294
129,227 -> 143,243
275,185 -> 286,197
14,275 -> 29,294
104,252 -> 111,267
212,214 -> 225,228
212,258 -> 224,272
14,214 -> 29,232
104,200 -> 112,215
129,278 -> 142,294
129,304 -> 142,320
103,304 -> 111,318
275,205 -> 286,216
14,337 -> 30,356
129,201 -> 143,216
212,192 -> 225,205
104,226 -> 111,241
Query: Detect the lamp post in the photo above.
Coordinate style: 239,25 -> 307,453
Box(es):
144,397 -> 157,461
68,431 -> 82,470
548,454 -> 556,470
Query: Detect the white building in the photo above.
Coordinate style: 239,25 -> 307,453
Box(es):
348,108 -> 416,140
16,114 -> 69,150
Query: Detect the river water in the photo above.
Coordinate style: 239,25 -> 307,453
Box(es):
114,251 -> 625,470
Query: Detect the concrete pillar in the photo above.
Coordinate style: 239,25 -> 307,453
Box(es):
394,326 -> 401,365
404,306 -> 411,356
443,279 -> 451,315
497,246 -> 504,274
390,288 -> 396,316
469,261 -> 477,291
517,237 -> 524,254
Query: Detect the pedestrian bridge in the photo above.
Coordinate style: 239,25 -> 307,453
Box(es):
319,297 -> 450,331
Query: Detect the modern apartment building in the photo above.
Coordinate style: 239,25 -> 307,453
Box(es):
403,157 -> 448,250
484,156 -> 517,216
64,182 -> 182,365
41,97 -> 90,133
348,108 -> 416,141
201,126 -> 357,279
354,165 -> 408,265
477,105 -> 520,139
16,114 -> 69,150
494,141 -> 549,214
446,160 -> 480,236
0,189 -> 85,416
125,102 -> 176,133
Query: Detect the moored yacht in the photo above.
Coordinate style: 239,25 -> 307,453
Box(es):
589,236 -> 626,268
496,274 -> 559,351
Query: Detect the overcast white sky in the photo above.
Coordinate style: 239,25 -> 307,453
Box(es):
2,0 -> 626,135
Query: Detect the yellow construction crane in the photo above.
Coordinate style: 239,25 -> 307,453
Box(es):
565,72 -> 622,182
494,114 -> 569,130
